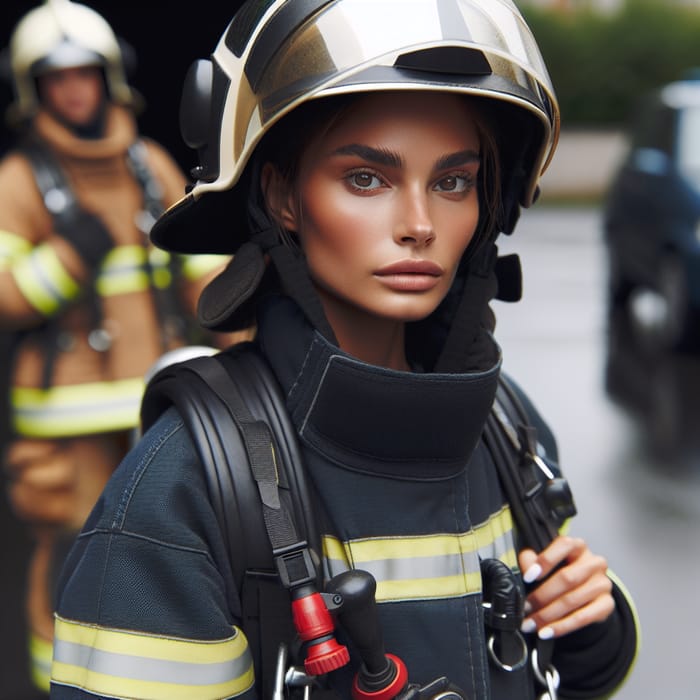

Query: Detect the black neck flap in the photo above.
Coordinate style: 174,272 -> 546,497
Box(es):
434,240 -> 500,373
198,199 -> 337,344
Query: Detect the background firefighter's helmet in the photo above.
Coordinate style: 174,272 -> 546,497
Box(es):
5,0 -> 137,123
151,0 -> 560,255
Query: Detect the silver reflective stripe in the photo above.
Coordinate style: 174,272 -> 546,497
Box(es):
53,638 -> 250,686
30,248 -> 70,306
357,550 -> 481,583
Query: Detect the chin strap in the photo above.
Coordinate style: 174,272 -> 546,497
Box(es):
434,240 -> 499,373
249,202 -> 338,343
197,200 -> 337,343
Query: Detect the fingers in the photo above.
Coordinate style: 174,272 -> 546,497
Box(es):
518,536 -> 615,639
8,469 -> 75,525
4,437 -> 114,527
4,439 -> 59,477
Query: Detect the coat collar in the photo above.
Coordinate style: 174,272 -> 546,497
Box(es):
32,104 -> 137,161
259,296 -> 501,480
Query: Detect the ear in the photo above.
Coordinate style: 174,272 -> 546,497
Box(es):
260,163 -> 299,232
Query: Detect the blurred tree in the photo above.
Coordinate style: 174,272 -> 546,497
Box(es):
522,0 -> 700,126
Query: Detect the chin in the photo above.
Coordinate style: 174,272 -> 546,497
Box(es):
379,303 -> 441,323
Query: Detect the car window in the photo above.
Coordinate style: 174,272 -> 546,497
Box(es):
631,100 -> 675,156
677,106 -> 700,185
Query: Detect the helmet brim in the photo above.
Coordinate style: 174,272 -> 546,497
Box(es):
151,186 -> 248,255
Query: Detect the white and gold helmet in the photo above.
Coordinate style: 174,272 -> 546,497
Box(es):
153,0 -> 559,254
6,0 -> 136,123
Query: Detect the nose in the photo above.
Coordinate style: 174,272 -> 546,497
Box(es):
393,188 -> 435,247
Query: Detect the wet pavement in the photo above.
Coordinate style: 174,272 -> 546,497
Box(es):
496,205 -> 700,699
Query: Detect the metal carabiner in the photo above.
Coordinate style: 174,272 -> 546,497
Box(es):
486,630 -> 528,672
531,648 -> 560,700
272,644 -> 316,700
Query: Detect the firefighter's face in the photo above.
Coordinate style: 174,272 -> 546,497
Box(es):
37,65 -> 104,127
266,92 -> 481,343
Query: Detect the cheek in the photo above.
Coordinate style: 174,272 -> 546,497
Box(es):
437,200 -> 481,256
298,181 -> 383,255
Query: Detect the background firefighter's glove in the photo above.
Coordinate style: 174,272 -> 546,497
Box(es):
54,206 -> 114,269
4,436 -> 121,528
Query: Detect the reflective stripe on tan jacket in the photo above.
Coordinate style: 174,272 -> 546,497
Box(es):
0,105 -> 228,438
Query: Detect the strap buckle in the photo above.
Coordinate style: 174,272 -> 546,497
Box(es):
274,542 -> 317,589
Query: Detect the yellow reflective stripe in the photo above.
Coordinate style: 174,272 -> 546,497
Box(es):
149,247 -> 171,267
321,507 -> 518,602
148,247 -> 173,289
180,253 -> 229,280
12,377 -> 145,437
12,243 -> 80,315
604,568 -> 642,697
96,245 -> 150,296
151,267 -> 172,289
104,245 -> 148,267
52,616 -> 254,700
0,229 -> 32,269
475,507 -> 518,570
30,633 -> 53,693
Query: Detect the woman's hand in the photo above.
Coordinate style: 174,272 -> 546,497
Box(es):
517,535 -> 615,640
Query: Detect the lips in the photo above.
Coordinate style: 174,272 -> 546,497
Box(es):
374,259 -> 444,292
375,259 -> 443,276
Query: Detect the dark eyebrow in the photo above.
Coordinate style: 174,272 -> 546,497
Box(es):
435,150 -> 481,171
332,144 -> 480,172
332,144 -> 404,168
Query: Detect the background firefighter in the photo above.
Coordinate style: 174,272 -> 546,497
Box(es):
0,0 -> 239,692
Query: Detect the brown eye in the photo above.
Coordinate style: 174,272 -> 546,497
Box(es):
348,172 -> 382,190
434,174 -> 470,193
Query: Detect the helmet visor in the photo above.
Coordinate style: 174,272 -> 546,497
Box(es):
227,0 -> 557,190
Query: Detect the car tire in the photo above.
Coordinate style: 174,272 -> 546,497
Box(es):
606,247 -> 633,312
629,253 -> 696,352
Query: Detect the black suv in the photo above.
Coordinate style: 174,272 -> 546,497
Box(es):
604,77 -> 700,352
603,77 -> 700,454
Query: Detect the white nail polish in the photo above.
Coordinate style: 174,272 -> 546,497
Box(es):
521,618 -> 537,634
538,626 -> 555,640
523,601 -> 533,615
523,563 -> 542,584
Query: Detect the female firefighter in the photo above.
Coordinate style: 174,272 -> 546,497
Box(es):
50,1 -> 639,698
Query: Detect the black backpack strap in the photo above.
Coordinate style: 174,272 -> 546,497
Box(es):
126,139 -> 166,235
483,374 -> 577,696
140,342 -> 321,696
21,139 -> 80,231
19,141 -> 98,387
141,342 -> 321,583
484,374 -> 576,552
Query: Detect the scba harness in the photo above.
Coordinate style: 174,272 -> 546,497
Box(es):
141,343 -> 576,699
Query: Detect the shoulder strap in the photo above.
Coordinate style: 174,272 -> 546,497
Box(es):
126,139 -> 165,235
141,342 -> 320,588
21,140 -> 81,232
484,374 -> 576,552
141,342 -> 323,696
484,374 -> 578,689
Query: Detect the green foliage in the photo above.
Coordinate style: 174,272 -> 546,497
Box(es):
521,0 -> 700,127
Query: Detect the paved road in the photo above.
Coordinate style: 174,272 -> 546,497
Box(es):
496,205 -> 700,699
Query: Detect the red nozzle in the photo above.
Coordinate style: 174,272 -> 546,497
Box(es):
291,592 -> 350,675
305,637 -> 351,676
291,591 -> 335,641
